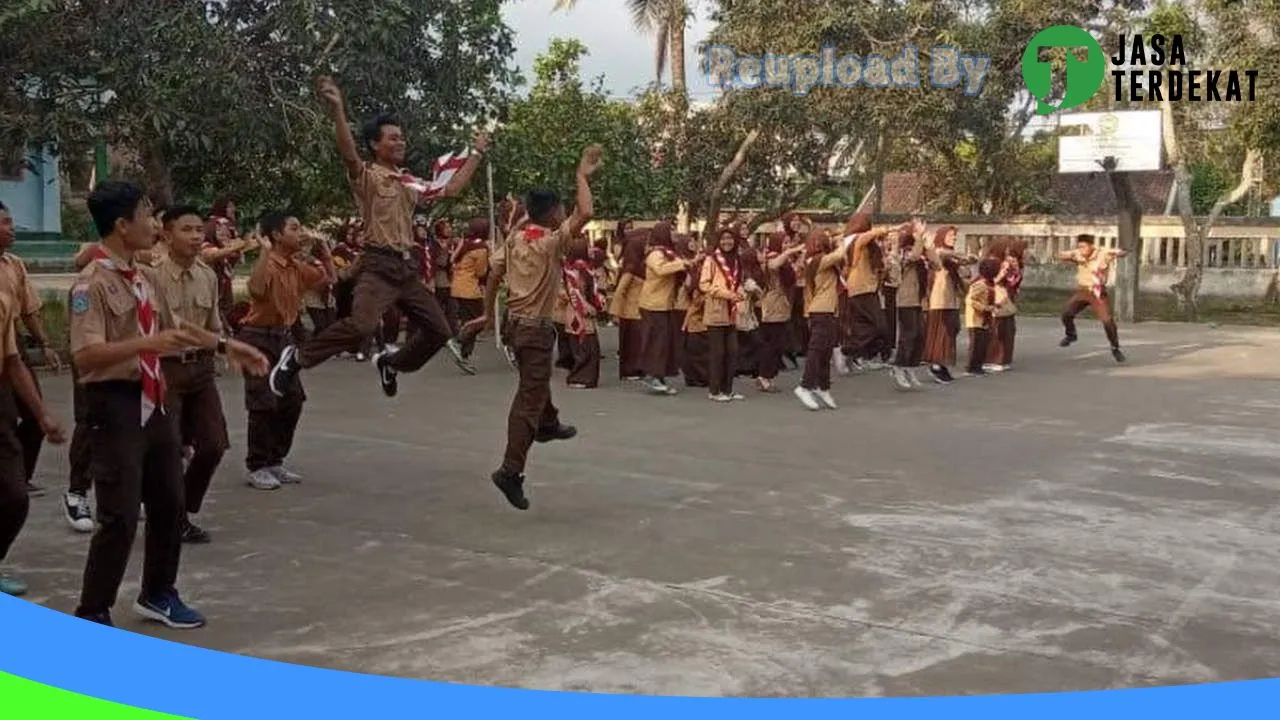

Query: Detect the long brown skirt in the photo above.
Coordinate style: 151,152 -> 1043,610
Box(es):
640,309 -> 680,379
756,321 -> 788,380
567,332 -> 601,387
922,309 -> 960,367
681,331 -> 708,387
554,323 -> 574,370
987,315 -> 1016,366
842,292 -> 890,361
787,286 -> 808,355
735,329 -> 759,377
617,318 -> 645,379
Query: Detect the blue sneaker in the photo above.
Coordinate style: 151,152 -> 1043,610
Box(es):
0,571 -> 28,596
133,591 -> 206,629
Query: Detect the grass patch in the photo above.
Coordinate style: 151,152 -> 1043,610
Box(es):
1016,288 -> 1280,326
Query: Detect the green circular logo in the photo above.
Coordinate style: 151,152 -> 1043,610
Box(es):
1021,26 -> 1107,115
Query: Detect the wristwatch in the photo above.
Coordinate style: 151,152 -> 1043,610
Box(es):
216,337 -> 228,355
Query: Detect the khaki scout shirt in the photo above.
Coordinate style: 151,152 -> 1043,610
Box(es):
69,248 -> 170,383
0,291 -> 20,367
242,252 -> 327,328
492,223 -> 582,321
143,257 -> 222,337
0,253 -> 41,319
351,161 -> 417,251
1070,249 -> 1114,289
803,248 -> 844,317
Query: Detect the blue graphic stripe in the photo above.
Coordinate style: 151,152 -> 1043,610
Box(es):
1,595 -> 1274,719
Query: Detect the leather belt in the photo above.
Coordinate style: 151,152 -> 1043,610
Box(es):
162,349 -> 214,364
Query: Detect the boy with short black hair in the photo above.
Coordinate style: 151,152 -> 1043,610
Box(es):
1057,234 -> 1127,363
239,211 -> 334,491
463,145 -> 603,511
71,180 -> 267,627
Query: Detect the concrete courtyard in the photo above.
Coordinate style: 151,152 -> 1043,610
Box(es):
10,317 -> 1280,697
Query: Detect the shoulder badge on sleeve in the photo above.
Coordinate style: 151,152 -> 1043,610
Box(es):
70,283 -> 92,315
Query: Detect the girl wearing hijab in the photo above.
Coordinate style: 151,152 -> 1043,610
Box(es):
781,212 -> 809,368
673,233 -> 706,387
964,258 -> 1002,376
638,221 -> 694,395
756,231 -> 805,392
561,242 -> 606,388
839,213 -> 897,378
733,239 -> 766,382
921,225 -> 974,384
450,218 -> 491,373
607,229 -> 649,381
984,238 -> 1025,373
795,228 -> 850,411
700,228 -> 747,402
892,224 -> 929,388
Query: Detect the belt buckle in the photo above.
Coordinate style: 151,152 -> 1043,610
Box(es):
180,349 -> 199,363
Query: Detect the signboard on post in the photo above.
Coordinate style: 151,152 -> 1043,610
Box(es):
1057,110 -> 1163,174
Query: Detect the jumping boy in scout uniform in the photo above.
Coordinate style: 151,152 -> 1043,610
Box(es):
70,180 -> 267,628
0,272 -> 66,595
0,200 -> 62,498
144,206 -> 233,544
239,212 -> 334,491
463,145 -> 603,510
268,76 -> 487,400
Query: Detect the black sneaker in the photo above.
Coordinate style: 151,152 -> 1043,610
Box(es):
491,469 -> 530,510
76,610 -> 114,627
1111,347 -> 1126,363
1059,336 -> 1077,348
268,345 -> 301,397
181,518 -> 211,544
373,350 -> 398,397
25,481 -> 45,497
535,424 -> 577,443
929,364 -> 954,384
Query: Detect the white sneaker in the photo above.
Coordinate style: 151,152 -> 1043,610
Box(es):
861,358 -> 888,371
729,392 -> 746,401
814,389 -> 839,409
982,363 -> 1006,373
708,393 -> 732,402
890,367 -> 913,391
907,369 -> 925,388
63,492 -> 94,533
247,469 -> 282,491
271,466 -> 303,484
793,386 -> 821,411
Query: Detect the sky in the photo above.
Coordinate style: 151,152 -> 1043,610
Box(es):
501,0 -> 718,101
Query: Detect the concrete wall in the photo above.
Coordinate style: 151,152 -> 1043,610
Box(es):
0,148 -> 61,235
1021,263 -> 1279,299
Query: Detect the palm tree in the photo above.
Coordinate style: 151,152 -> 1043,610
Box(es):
552,0 -> 688,93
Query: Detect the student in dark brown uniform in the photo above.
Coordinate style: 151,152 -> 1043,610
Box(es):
607,229 -> 648,381
794,229 -> 854,411
146,206 -> 233,544
0,201 -> 62,497
1056,234 -> 1127,363
922,225 -> 971,384
840,213 -> 896,375
269,76 -> 486,399
638,222 -> 695,395
892,224 -> 929,389
699,228 -> 746,402
240,212 -> 335,492
449,218 -> 490,374
756,231 -> 804,392
70,180 -> 267,627
464,145 -> 602,510
562,242 -> 605,389
0,271 -> 66,595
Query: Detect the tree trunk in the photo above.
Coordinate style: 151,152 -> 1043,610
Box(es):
703,128 -> 760,236
670,8 -> 691,234
872,127 -> 889,216
139,140 -> 174,207
1105,169 -> 1143,323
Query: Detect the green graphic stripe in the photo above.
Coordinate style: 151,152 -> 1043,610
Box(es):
0,671 -> 192,719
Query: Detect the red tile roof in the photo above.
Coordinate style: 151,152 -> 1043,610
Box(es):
858,170 -> 1177,216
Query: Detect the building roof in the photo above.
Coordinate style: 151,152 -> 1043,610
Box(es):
857,170 -> 1178,216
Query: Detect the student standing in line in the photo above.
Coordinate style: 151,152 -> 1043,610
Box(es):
463,145 -> 602,511
964,258 -> 1001,376
637,222 -> 695,395
608,230 -> 649,382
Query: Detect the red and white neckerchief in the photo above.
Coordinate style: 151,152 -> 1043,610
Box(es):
712,250 -> 741,323
1089,255 -> 1108,299
396,150 -> 469,202
522,225 -> 547,242
419,239 -> 435,282
562,260 -> 601,336
95,256 -> 166,425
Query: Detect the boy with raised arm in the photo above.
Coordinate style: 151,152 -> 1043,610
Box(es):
1057,234 -> 1127,363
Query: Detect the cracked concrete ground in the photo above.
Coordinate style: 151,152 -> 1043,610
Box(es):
9,317 -> 1280,697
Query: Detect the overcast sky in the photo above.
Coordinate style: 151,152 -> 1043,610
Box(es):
502,0 -> 718,100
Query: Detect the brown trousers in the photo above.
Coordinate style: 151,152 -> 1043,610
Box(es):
566,332 -> 601,387
13,357 -> 42,484
553,323 -> 574,370
967,327 -> 991,373
502,318 -> 561,475
681,331 -> 708,387
0,384 -> 28,563
69,364 -> 93,495
298,247 -> 450,373
308,307 -> 336,335
787,286 -> 809,355
76,381 -> 184,617
640,309 -> 681,380
706,325 -> 738,396
735,329 -> 758,378
454,298 -> 485,358
1062,289 -> 1120,348
756,322 -> 787,380
161,354 -> 229,515
617,318 -> 645,379
435,287 -> 459,336
240,326 -> 305,472
842,292 -> 891,361
802,313 -> 839,391
922,309 -> 960,366
895,306 -> 925,368
987,315 -> 1016,365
